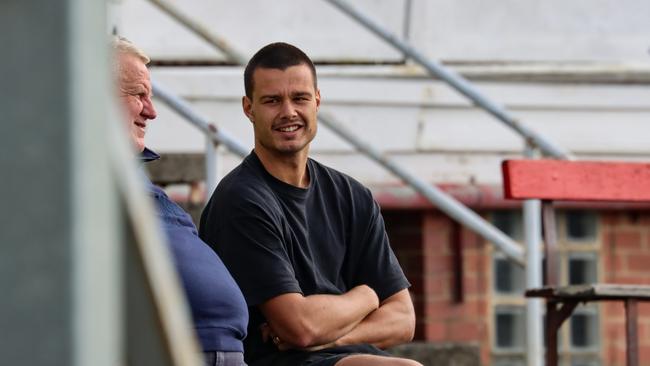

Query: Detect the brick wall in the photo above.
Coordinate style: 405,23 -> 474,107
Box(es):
601,211 -> 650,366
386,208 -> 650,366
385,210 -> 491,365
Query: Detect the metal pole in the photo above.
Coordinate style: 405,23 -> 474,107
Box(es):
319,111 -> 525,266
152,80 -> 249,158
626,299 -> 639,366
146,0 -> 247,64
524,145 -> 543,366
205,137 -> 218,197
324,0 -> 574,161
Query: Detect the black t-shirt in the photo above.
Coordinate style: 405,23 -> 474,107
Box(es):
199,152 -> 409,365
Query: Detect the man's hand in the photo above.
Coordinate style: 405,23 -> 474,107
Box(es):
333,289 -> 415,349
260,322 -> 338,351
259,285 -> 379,349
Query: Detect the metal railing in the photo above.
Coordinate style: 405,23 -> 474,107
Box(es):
144,2 -> 578,364
324,0 -> 574,161
151,80 -> 248,194
144,0 -> 575,268
147,0 -> 247,64
319,112 -> 524,264
146,0 -> 527,265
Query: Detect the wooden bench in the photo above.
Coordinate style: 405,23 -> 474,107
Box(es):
502,159 -> 650,366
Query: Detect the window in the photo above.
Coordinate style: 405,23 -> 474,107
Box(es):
492,210 -> 523,241
494,256 -> 526,294
490,209 -> 601,365
568,254 -> 598,286
495,305 -> 526,350
570,307 -> 599,350
492,358 -> 526,366
570,358 -> 601,366
566,211 -> 597,242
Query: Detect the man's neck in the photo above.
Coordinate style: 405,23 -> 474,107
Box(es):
254,147 -> 310,188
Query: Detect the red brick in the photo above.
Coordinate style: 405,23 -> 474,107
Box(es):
423,232 -> 451,252
639,323 -> 650,345
605,345 -> 626,366
463,251 -> 488,272
609,276 -> 650,285
424,322 -> 447,341
638,302 -> 650,317
639,346 -> 650,364
603,302 -> 626,318
627,254 -> 650,272
422,274 -> 446,287
423,213 -> 451,229
423,254 -> 453,272
447,322 -> 482,341
423,277 -> 446,295
426,299 -> 488,320
614,230 -> 643,251
463,276 -> 488,296
460,230 -> 484,251
425,301 -> 453,320
602,213 -> 620,225
602,254 -> 626,273
429,302 -> 462,319
605,321 -> 624,341
462,299 -> 488,318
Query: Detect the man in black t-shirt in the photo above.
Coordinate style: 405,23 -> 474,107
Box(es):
200,42 -> 421,366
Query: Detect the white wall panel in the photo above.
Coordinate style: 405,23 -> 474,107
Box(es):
119,0 -> 650,63
409,0 -> 650,62
153,67 -> 650,109
146,100 -> 253,153
150,67 -> 650,154
417,109 -> 650,154
119,0 -> 406,62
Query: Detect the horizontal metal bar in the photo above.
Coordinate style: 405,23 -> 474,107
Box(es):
324,0 -> 574,161
147,0 -> 247,64
319,111 -> 525,266
152,80 -> 249,158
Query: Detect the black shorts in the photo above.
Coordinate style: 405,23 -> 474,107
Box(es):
252,344 -> 390,366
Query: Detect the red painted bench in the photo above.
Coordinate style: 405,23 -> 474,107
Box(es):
502,159 -> 650,366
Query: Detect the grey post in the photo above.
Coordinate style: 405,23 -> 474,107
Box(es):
524,145 -> 543,366
1,1 -> 118,364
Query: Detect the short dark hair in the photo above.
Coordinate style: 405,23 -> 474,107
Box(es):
244,42 -> 317,98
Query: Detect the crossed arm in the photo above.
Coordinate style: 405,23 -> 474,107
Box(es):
259,287 -> 415,350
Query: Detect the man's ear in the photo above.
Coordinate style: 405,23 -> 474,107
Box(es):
242,96 -> 254,123
315,89 -> 321,110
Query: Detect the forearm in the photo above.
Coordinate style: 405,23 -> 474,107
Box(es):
261,285 -> 379,348
334,289 -> 416,349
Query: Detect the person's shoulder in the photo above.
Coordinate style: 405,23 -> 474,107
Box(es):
212,157 -> 277,208
310,158 -> 372,196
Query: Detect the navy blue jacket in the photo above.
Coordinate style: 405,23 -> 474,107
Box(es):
143,148 -> 248,352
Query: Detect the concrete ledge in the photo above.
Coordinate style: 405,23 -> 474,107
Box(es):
387,342 -> 480,366
146,153 -> 205,185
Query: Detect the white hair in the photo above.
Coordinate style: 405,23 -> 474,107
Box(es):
111,36 -> 150,64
